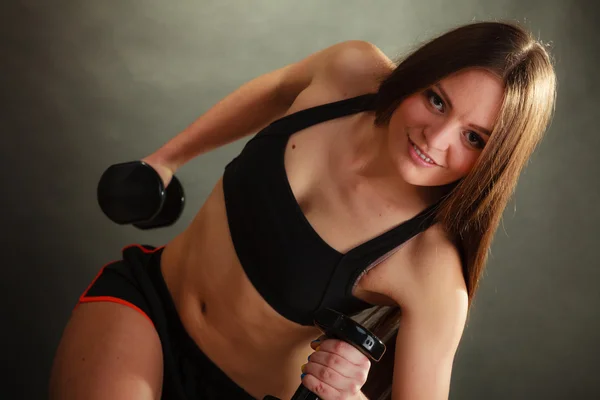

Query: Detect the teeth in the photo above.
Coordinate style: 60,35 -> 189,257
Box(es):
413,144 -> 434,164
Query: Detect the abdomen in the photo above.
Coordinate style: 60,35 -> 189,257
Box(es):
160,177 -> 319,398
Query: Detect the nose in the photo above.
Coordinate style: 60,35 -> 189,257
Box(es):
423,120 -> 456,151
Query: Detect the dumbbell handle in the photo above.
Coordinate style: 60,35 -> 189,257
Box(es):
264,309 -> 385,400
289,385 -> 319,400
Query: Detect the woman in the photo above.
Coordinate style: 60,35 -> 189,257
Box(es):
50,21 -> 556,400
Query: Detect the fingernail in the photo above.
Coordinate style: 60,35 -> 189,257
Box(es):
316,345 -> 321,352
308,355 -> 311,361
311,339 -> 320,344
301,364 -> 306,373
301,373 -> 306,379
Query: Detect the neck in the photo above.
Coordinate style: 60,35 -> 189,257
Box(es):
346,114 -> 395,178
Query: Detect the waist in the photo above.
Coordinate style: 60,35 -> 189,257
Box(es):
160,179 -> 319,397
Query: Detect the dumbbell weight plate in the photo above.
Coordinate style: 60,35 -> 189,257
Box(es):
97,161 -> 165,225
133,175 -> 185,230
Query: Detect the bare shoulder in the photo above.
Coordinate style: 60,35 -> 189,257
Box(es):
315,40 -> 395,93
411,223 -> 465,281
277,40 -> 394,107
373,223 -> 467,313
403,223 -> 468,312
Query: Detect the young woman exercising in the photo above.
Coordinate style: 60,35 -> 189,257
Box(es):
50,21 -> 556,400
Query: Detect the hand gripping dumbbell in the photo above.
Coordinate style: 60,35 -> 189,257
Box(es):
97,161 -> 185,229
264,308 -> 386,400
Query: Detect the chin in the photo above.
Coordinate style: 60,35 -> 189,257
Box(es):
397,167 -> 434,187
397,163 -> 461,188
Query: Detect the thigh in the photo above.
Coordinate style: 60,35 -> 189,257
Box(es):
49,301 -> 164,400
49,252 -> 166,400
50,302 -> 162,400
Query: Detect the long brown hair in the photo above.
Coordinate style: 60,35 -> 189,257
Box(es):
358,21 -> 557,399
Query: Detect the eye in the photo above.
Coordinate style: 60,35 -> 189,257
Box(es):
464,131 -> 485,149
426,89 -> 445,112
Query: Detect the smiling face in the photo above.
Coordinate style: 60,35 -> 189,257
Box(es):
385,68 -> 505,187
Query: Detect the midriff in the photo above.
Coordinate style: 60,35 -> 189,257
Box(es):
160,178 -> 321,399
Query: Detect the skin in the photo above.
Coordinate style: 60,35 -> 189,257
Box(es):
49,41 -> 507,400
387,69 -> 504,187
299,69 -> 505,399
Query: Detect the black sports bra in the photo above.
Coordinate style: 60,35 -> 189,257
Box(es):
223,94 -> 438,326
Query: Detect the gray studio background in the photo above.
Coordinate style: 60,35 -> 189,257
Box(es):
1,0 -> 598,399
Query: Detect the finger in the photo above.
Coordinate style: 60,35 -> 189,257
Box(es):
301,371 -> 352,400
302,360 -> 346,392
314,338 -> 371,367
307,350 -> 367,383
310,335 -> 327,350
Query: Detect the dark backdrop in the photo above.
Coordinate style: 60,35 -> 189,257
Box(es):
1,0 -> 598,399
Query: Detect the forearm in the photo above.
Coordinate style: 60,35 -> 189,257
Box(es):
148,68 -> 296,170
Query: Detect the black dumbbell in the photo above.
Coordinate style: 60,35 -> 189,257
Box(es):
97,161 -> 185,230
263,308 -> 386,400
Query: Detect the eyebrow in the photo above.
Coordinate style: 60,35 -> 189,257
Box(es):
434,83 -> 492,137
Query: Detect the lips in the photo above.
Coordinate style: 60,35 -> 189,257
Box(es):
408,137 -> 439,166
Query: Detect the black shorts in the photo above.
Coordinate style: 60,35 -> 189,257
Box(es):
77,244 -> 255,400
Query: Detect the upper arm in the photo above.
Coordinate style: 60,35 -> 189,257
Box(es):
388,227 -> 469,400
49,302 -> 163,400
274,40 -> 394,103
